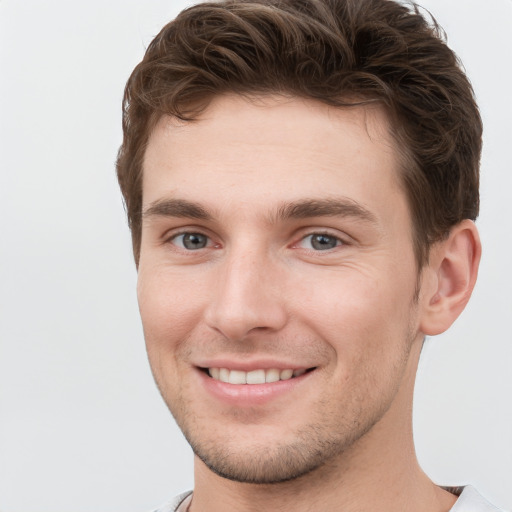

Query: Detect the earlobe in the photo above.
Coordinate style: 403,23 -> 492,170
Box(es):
419,220 -> 481,336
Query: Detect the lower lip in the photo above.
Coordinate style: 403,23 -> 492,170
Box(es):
197,369 -> 312,406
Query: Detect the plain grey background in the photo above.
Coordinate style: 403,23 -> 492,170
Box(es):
0,1 -> 511,511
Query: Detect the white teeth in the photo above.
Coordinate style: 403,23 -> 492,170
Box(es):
280,369 -> 293,380
265,368 -> 280,383
209,368 -> 220,380
219,368 -> 230,383
228,370 -> 247,385
246,369 -> 266,384
207,367 -> 308,384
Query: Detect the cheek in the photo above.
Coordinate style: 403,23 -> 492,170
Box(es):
137,266 -> 207,353
293,269 -> 392,328
292,268 -> 415,366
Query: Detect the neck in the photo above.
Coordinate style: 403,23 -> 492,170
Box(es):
189,340 -> 457,512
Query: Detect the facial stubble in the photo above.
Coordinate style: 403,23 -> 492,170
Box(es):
153,328 -> 416,486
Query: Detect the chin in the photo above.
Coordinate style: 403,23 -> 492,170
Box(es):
180,414 -> 378,485
191,436 -> 337,484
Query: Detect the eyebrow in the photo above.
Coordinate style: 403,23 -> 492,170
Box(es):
274,198 -> 378,224
142,197 -> 377,224
142,198 -> 213,221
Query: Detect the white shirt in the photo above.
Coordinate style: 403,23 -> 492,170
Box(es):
151,486 -> 506,512
449,486 -> 506,512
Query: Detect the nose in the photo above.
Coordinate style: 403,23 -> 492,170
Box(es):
204,247 -> 288,341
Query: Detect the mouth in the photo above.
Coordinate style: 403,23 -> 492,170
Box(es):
201,367 -> 316,385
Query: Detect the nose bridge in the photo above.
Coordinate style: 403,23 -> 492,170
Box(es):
205,241 -> 287,340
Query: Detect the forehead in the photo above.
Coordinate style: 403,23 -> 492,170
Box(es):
142,94 -> 405,223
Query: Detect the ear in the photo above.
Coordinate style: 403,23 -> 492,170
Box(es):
419,220 -> 481,336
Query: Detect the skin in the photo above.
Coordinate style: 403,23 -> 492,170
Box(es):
137,94 -> 480,512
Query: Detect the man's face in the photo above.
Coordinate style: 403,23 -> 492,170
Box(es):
138,95 -> 425,483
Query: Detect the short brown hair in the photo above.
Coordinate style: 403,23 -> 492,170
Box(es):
117,0 -> 482,266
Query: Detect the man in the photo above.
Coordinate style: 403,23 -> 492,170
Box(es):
116,0 -> 504,510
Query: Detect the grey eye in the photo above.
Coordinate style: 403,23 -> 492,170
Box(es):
306,234 -> 340,250
174,233 -> 209,250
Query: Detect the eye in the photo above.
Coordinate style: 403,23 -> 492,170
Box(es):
171,232 -> 210,250
299,233 -> 343,251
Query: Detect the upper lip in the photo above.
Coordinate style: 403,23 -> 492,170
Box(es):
195,358 -> 314,371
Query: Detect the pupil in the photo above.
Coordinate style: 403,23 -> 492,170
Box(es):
183,233 -> 207,250
311,234 -> 337,250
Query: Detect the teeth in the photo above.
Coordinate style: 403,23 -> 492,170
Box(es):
208,367 -> 308,384
228,370 -> 246,385
265,368 -> 280,383
246,369 -> 265,384
280,369 -> 293,380
219,368 -> 229,383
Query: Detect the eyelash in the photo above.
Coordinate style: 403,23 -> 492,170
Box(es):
296,232 -> 345,252
168,231 -> 215,251
166,229 -> 347,253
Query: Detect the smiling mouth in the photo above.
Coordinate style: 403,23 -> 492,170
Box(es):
202,367 -> 315,385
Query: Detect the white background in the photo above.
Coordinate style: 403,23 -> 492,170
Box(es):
0,1 -> 510,511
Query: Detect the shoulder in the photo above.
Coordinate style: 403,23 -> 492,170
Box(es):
450,486 -> 508,512
147,491 -> 193,512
